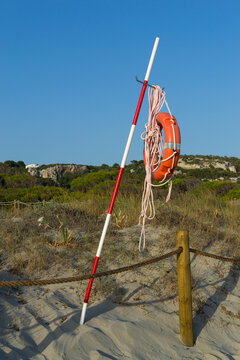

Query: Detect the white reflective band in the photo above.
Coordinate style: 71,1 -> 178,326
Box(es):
165,143 -> 181,150
120,125 -> 136,168
80,302 -> 88,325
96,213 -> 111,257
144,37 -> 160,81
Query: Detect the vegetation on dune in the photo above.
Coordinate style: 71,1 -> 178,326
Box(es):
0,156 -> 239,306
177,167 -> 238,179
71,170 -> 119,192
223,188 -> 240,200
0,160 -> 27,174
0,186 -> 239,280
193,181 -> 238,196
0,186 -> 70,203
0,155 -> 239,202
0,173 -> 56,189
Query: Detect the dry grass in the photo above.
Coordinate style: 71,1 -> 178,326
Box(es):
0,192 -> 239,307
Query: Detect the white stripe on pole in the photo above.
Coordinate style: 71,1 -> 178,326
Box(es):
120,124 -> 136,168
80,302 -> 88,325
96,213 -> 112,257
144,37 -> 160,81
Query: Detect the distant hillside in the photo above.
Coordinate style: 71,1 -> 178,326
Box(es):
0,156 -> 239,202
1,155 -> 240,186
24,155 -> 240,184
175,155 -> 239,182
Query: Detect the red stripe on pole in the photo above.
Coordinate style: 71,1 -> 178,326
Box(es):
108,167 -> 124,214
84,256 -> 99,302
132,81 -> 148,125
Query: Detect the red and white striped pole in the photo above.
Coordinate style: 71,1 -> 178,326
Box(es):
80,37 -> 160,325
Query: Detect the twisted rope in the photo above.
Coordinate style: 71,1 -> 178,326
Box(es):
190,248 -> 240,263
0,249 -> 182,288
0,248 -> 238,288
0,200 -> 50,206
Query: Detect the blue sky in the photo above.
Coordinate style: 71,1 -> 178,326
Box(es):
0,0 -> 239,165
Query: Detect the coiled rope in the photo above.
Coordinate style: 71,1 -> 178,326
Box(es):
139,86 -> 175,251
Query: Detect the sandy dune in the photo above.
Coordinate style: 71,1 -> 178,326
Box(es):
0,251 -> 239,359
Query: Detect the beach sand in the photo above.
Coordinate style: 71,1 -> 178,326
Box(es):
0,244 -> 239,360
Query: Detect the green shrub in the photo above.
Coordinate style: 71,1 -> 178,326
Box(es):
174,177 -> 202,192
179,168 -> 235,179
194,181 -> 236,197
71,170 -> 118,192
89,179 -> 116,196
223,188 -> 240,200
58,172 -> 86,188
0,186 -> 68,202
0,174 -> 40,188
4,160 -> 25,168
0,161 -> 27,174
172,178 -> 184,186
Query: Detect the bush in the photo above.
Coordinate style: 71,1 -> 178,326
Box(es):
223,188 -> 240,200
0,186 -> 69,202
0,173 -> 57,189
0,174 -> 40,188
89,179 -> 116,196
194,181 -> 237,197
179,168 -> 235,180
178,177 -> 202,192
0,161 -> 27,175
4,160 -> 25,168
71,170 -> 118,192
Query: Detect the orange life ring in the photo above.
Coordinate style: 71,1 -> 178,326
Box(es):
143,112 -> 181,182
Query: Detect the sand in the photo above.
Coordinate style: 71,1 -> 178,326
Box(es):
0,248 -> 239,359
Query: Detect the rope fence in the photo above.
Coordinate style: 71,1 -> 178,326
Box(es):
0,229 -> 239,346
189,248 -> 240,263
0,246 -> 238,289
0,200 -> 55,218
0,200 -> 51,206
0,249 -> 182,288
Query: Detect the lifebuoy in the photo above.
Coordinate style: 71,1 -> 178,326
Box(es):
143,112 -> 181,182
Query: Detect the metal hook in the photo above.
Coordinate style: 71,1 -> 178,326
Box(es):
135,76 -> 156,89
135,76 -> 165,92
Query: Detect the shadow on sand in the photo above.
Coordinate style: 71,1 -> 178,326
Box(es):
193,262 -> 239,342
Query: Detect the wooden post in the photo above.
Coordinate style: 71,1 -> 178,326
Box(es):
176,230 -> 194,346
